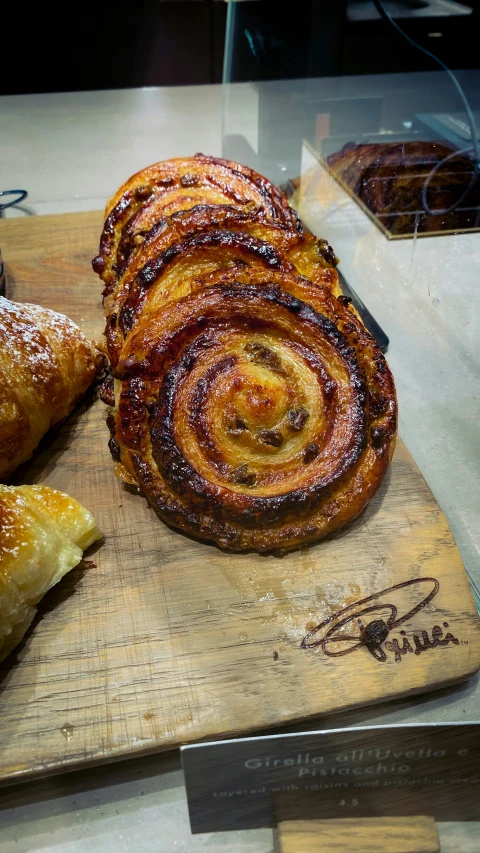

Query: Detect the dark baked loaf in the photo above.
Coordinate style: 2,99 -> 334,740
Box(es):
326,141 -> 480,236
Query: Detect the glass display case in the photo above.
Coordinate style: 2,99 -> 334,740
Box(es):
222,2 -> 480,845
223,2 -> 480,612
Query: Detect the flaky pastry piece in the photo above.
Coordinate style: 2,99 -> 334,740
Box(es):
109,276 -> 397,552
0,485 -> 101,662
0,297 -> 98,479
93,154 -> 302,293
101,204 -> 340,367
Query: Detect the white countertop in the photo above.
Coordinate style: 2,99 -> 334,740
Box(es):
0,78 -> 479,852
0,85 -> 225,216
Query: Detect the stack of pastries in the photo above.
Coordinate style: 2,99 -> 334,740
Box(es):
93,153 -> 397,552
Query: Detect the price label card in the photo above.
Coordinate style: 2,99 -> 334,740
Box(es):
182,723 -> 480,833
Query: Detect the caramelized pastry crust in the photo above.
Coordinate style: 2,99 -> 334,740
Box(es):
0,298 -> 98,480
0,484 -> 101,662
103,204 -> 340,367
111,278 -> 396,551
96,155 -> 396,551
93,154 -> 302,291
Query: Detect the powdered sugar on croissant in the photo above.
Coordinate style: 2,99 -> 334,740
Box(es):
0,297 -> 98,479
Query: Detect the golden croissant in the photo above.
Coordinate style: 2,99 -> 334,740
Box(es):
0,297 -> 98,480
0,485 -> 101,662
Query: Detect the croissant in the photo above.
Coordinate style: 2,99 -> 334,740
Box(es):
93,154 -> 302,294
0,485 -> 101,662
102,203 -> 340,367
0,297 -> 98,479
109,275 -> 397,551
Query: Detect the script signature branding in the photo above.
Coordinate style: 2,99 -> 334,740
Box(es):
301,577 -> 461,663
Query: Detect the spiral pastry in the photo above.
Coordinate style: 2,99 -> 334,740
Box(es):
93,154 -> 301,292
102,203 -> 339,368
109,276 -> 396,552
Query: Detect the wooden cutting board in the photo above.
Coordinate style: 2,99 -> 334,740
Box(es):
274,818 -> 440,853
1,212 -> 479,786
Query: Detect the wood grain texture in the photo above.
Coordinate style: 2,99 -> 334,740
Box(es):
0,211 -> 479,786
275,817 -> 440,853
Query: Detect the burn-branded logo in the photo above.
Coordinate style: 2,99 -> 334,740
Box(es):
301,578 -> 461,662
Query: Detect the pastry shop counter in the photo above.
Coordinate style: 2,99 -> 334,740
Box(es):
0,75 -> 479,853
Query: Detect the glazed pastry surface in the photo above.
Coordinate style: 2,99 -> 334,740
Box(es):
93,153 -> 303,292
0,297 -> 98,479
111,278 -> 396,551
0,484 -> 101,662
94,156 -> 397,552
